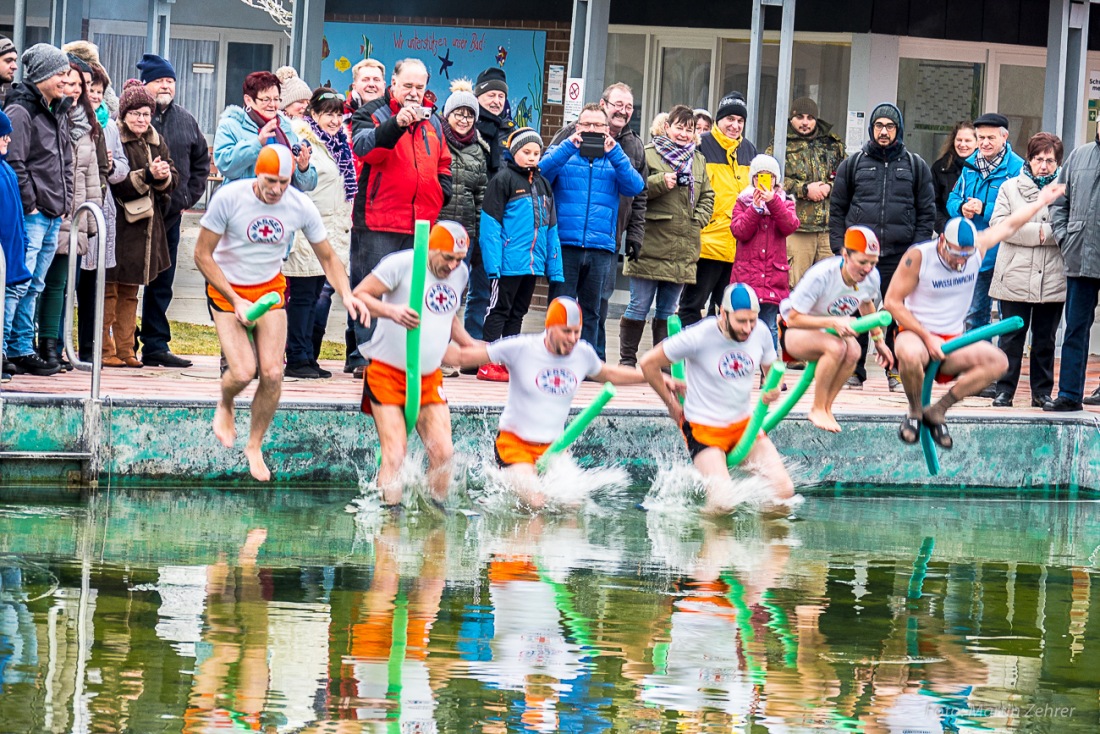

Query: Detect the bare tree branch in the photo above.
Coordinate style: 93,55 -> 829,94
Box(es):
238,0 -> 293,35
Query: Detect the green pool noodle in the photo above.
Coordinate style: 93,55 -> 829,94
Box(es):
919,316 -> 1024,475
907,536 -> 936,601
386,590 -> 409,729
404,221 -> 431,435
762,310 -> 893,434
666,315 -> 686,401
726,362 -> 786,467
536,383 -> 616,472
244,291 -> 281,325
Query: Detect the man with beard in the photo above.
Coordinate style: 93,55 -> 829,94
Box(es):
137,53 -> 210,368
0,37 -> 16,106
829,103 -> 935,391
771,96 -> 846,288
346,58 -> 452,378
550,82 -> 647,359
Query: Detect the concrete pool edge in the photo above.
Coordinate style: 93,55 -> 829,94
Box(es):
1,395 -> 1097,492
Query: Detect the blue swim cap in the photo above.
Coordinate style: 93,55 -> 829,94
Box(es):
723,282 -> 760,313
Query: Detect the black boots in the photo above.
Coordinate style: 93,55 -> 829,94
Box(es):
39,337 -> 72,372
652,318 -> 669,347
618,317 -> 646,367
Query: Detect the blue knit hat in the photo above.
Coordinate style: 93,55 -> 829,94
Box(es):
136,53 -> 176,84
0,109 -> 11,138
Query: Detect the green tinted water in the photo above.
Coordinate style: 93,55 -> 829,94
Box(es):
0,489 -> 1097,733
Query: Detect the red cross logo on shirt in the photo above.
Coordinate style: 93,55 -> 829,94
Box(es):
247,216 -> 285,244
257,223 -> 274,238
719,350 -> 754,379
424,283 -> 458,314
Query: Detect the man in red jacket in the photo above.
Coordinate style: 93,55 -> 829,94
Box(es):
347,58 -> 453,376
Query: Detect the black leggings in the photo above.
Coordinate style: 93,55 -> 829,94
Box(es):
483,275 -> 537,342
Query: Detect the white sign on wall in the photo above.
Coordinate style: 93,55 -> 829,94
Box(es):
564,77 -> 585,124
846,110 -> 866,153
547,65 -> 564,105
1090,70 -> 1100,99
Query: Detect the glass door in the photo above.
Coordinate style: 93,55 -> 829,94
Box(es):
654,40 -> 713,133
225,42 -> 275,108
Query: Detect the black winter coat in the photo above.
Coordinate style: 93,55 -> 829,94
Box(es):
931,151 -> 965,234
829,143 -> 936,258
3,82 -> 73,218
151,101 -> 210,225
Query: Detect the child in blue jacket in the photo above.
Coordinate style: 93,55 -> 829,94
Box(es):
476,128 -> 563,381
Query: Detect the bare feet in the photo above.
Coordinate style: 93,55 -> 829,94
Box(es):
213,401 -> 237,448
808,407 -> 842,433
381,482 -> 404,507
244,445 -> 271,482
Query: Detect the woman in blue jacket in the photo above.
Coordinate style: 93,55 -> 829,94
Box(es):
478,128 -> 563,367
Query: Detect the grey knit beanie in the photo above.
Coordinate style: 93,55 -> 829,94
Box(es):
443,78 -> 479,121
22,43 -> 70,85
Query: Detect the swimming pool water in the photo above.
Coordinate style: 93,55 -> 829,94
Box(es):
0,489 -> 1096,732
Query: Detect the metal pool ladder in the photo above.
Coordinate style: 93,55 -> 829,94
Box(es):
0,202 -> 108,484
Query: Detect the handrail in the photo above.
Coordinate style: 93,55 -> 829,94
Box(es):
63,202 -> 107,401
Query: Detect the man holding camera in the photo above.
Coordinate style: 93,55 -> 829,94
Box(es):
541,103 -> 645,357
347,57 -> 453,376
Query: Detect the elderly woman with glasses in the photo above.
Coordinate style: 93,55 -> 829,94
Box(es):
986,132 -> 1066,409
213,70 -> 316,190
281,87 -> 357,379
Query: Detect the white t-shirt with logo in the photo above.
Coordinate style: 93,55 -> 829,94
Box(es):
200,179 -> 328,286
361,249 -> 469,374
780,255 -> 881,320
662,317 -> 777,427
487,333 -> 603,444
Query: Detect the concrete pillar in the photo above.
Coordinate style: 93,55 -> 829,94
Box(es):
568,0 -> 610,104
13,0 -> 26,82
1043,0 -> 1090,149
289,0 -> 324,85
771,0 -> 796,175
846,34 -> 900,152
746,0 -> 765,127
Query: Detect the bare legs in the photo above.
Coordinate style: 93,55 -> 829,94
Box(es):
371,401 -> 455,506
784,330 -> 861,432
693,435 -> 794,515
212,310 -> 287,481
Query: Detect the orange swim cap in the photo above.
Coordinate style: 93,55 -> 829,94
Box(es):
545,296 -> 582,328
429,220 -> 470,255
254,144 -> 294,179
844,225 -> 881,256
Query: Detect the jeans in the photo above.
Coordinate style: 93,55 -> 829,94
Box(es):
548,246 -> 617,357
286,275 -> 326,365
996,299 -> 1063,399
463,261 -> 491,339
964,267 -> 995,332
854,251 -> 903,382
7,213 -> 61,358
596,253 -> 619,358
624,277 -> 683,321
1057,276 -> 1100,402
346,227 -> 414,367
140,218 -> 182,355
313,281 -> 335,361
758,302 -> 780,348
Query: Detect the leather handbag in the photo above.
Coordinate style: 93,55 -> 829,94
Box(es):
122,194 -> 154,223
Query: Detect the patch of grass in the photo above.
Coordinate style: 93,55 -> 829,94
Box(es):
158,321 -> 346,361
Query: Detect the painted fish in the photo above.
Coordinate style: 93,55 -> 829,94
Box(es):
513,97 -> 532,128
496,46 -> 507,67
361,35 -> 373,60
321,36 -> 329,60
334,56 -> 351,73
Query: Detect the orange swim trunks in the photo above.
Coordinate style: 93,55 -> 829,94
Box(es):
898,325 -> 961,384
681,417 -> 754,459
494,431 -> 552,467
360,359 -> 446,416
206,272 -> 287,313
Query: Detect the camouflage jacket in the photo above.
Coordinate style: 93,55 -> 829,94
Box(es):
770,120 -> 847,232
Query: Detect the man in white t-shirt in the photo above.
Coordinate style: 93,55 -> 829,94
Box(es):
194,144 -> 370,482
885,181 -> 1063,448
353,221 -> 479,507
780,226 -> 893,433
640,283 -> 794,514
452,296 -> 658,509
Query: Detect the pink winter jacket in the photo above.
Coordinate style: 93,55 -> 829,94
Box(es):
729,189 -> 800,305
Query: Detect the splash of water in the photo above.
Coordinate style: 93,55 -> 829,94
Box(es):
468,452 -> 630,515
641,455 -> 804,518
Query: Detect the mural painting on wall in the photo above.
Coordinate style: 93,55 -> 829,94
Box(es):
322,22 -> 548,130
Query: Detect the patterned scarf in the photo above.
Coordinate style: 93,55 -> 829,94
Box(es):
973,146 -> 1006,178
652,135 -> 696,202
1025,165 -> 1059,189
68,104 -> 92,144
247,106 -> 291,148
308,116 -> 357,202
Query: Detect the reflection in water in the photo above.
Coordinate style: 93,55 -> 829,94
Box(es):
0,492 -> 1096,732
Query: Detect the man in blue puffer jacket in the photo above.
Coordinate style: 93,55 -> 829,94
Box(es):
540,103 -> 645,358
947,112 -> 1024,334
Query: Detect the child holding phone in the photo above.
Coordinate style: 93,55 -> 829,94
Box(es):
729,155 -> 800,347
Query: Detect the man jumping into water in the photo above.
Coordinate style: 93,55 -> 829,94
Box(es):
885,182 -> 1063,447
454,296 -> 665,509
780,225 -> 893,432
353,220 -> 478,508
640,283 -> 795,515
195,144 -> 370,481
